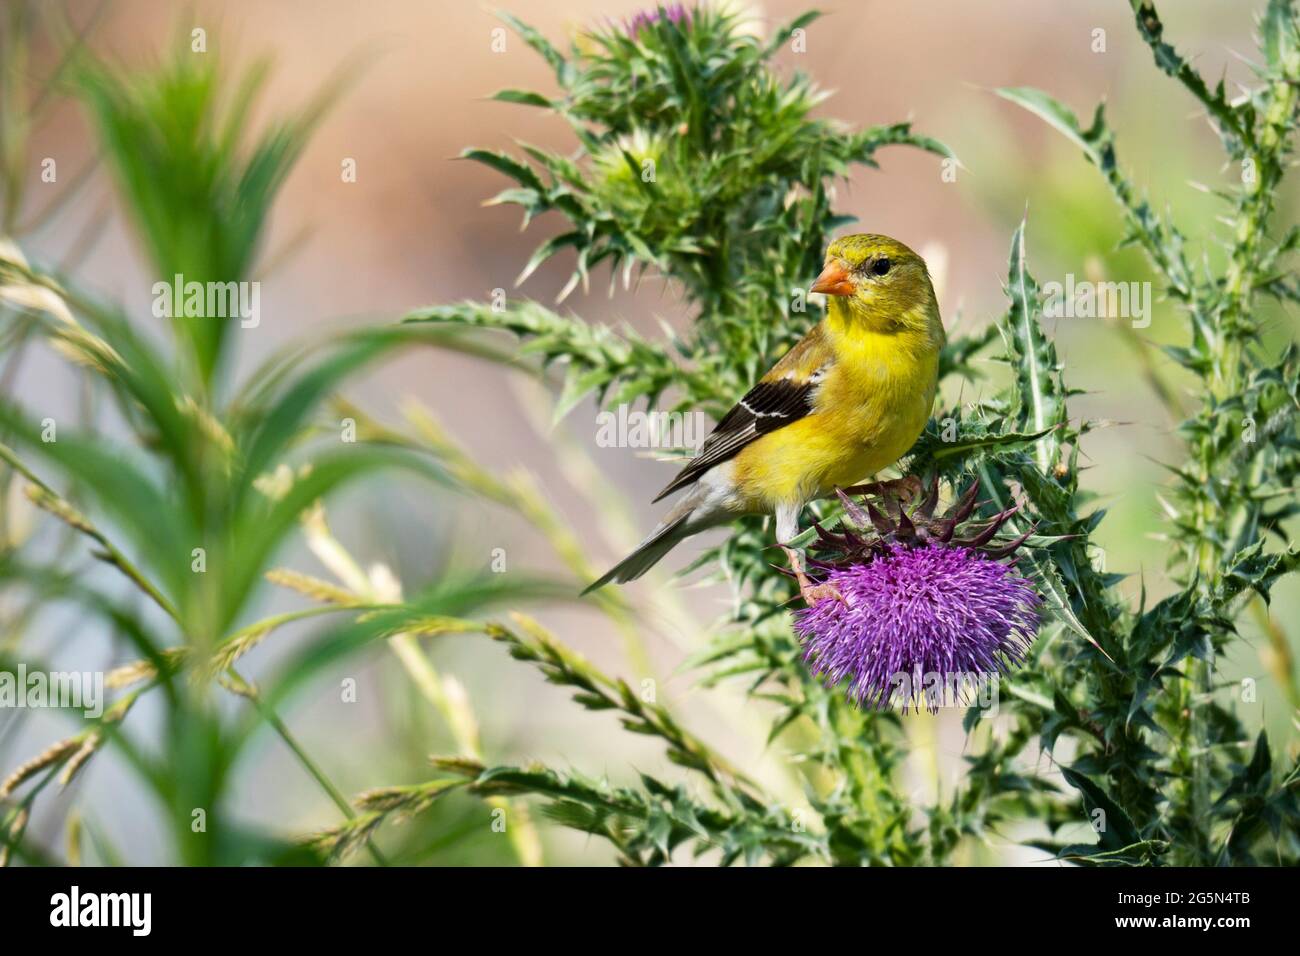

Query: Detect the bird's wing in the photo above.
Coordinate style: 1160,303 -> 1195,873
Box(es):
652,325 -> 831,503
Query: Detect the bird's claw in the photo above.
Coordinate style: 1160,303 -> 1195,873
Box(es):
800,581 -> 844,606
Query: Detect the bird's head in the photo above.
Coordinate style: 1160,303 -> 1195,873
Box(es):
811,234 -> 940,338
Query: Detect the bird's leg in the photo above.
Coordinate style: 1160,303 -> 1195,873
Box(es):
776,501 -> 842,605
780,545 -> 843,606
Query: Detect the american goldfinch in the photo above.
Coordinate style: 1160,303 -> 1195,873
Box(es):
585,234 -> 945,604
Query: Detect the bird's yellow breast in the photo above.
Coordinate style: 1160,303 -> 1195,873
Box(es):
732,305 -> 940,510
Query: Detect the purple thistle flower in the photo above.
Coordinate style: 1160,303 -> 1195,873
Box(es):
626,3 -> 692,38
793,544 -> 1040,713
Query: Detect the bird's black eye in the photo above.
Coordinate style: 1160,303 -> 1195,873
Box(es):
872,257 -> 891,276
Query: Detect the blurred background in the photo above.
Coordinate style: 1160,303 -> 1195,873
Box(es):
5,0 -> 1297,864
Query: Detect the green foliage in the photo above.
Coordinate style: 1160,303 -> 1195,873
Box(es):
417,5 -> 951,414
399,8 -> 966,865
981,0 -> 1300,865
73,33 -> 341,388
0,237 -> 558,862
405,298 -> 729,419
400,2 -> 1300,866
0,18 -> 558,866
4,1 -> 1298,868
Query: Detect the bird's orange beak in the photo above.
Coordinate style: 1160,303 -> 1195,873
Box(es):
809,258 -> 854,296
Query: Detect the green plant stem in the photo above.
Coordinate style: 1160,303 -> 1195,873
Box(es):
0,446 -> 387,864
228,668 -> 389,867
0,441 -> 180,620
298,505 -> 544,866
386,633 -> 544,866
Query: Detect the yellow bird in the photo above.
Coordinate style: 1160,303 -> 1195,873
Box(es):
585,234 -> 945,603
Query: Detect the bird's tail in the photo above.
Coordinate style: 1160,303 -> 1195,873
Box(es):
582,509 -> 694,595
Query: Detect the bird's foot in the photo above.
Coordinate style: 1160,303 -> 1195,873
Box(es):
781,543 -> 844,605
800,580 -> 844,606
841,476 -> 923,506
